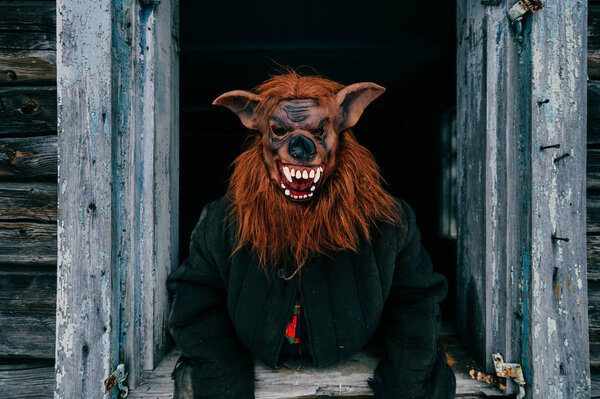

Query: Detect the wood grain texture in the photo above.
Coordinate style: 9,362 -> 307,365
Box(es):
588,235 -> 600,282
0,87 -> 57,136
0,361 -> 54,398
529,1 -> 590,396
590,196 -> 600,234
0,222 -> 56,266
0,135 -> 57,178
0,182 -> 56,222
0,269 -> 56,358
56,0 -> 180,395
458,1 -> 589,397
0,51 -> 56,86
589,81 -> 600,145
0,309 -> 55,358
56,0 -> 117,395
0,1 -> 55,32
0,32 -> 55,51
129,333 -> 511,398
590,3 -> 600,79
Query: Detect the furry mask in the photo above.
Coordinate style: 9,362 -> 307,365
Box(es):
213,71 -> 401,275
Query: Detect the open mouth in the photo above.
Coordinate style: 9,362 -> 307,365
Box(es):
277,162 -> 325,200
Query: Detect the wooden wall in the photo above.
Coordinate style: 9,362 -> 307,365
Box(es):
590,2 -> 600,396
0,1 -> 57,397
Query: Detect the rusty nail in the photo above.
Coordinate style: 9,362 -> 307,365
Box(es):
553,152 -> 571,163
552,235 -> 570,242
5,70 -> 17,80
540,143 -> 560,150
537,98 -> 550,106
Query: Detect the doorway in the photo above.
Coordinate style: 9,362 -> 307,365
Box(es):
178,0 -> 458,321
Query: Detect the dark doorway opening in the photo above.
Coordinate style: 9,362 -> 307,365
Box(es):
178,1 -> 457,321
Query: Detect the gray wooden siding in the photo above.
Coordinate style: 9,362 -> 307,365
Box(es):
0,1 -> 57,397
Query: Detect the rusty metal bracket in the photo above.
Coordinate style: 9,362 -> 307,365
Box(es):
493,354 -> 525,399
104,364 -> 129,398
508,0 -> 544,22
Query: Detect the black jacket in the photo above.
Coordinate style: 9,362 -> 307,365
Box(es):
167,197 -> 456,398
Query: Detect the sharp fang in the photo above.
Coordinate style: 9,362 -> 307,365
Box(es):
284,169 -> 293,183
310,186 -> 316,191
309,170 -> 315,178
285,189 -> 290,196
302,170 -> 308,179
314,169 -> 321,183
308,192 -> 313,197
295,170 -> 301,179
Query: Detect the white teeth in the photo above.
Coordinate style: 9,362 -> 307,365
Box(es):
309,170 -> 315,178
281,183 -> 286,189
292,195 -> 298,199
285,189 -> 290,196
284,168 -> 293,183
310,186 -> 316,191
290,168 -> 295,176
302,170 -> 308,179
308,192 -> 313,197
295,170 -> 301,179
314,169 -> 321,183
303,194 -> 308,199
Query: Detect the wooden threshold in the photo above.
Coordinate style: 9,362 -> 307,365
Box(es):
128,328 -> 515,399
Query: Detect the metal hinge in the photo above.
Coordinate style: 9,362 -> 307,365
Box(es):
508,0 -> 544,22
104,364 -> 129,398
493,353 -> 525,399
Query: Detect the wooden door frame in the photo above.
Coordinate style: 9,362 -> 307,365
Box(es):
457,0 -> 590,397
55,0 -> 179,395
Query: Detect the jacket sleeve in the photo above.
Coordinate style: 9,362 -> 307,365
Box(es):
370,200 -> 455,399
167,203 -> 255,399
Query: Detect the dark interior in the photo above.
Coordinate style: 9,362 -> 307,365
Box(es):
179,1 -> 457,320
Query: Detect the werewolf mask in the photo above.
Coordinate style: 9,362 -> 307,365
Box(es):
213,72 -> 401,274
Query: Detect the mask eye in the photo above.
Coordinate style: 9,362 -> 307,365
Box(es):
272,126 -> 286,136
313,127 -> 324,135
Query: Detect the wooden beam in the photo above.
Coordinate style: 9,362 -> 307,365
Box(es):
0,222 -> 56,266
0,51 -> 56,86
0,182 -> 56,222
0,87 -> 56,136
529,1 -> 589,395
56,0 -> 179,395
0,135 -> 57,178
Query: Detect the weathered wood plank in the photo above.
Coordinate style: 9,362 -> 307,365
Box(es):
589,81 -> 600,145
0,1 -> 56,32
590,4 -> 600,79
589,149 -> 600,191
589,196 -> 600,234
0,182 -> 57,222
589,281 -> 600,343
0,222 -> 57,266
0,87 -> 57,136
0,269 -> 56,311
0,32 -> 55,51
0,135 -> 57,178
588,235 -> 600,281
0,51 -> 56,86
0,362 -> 54,398
529,1 -> 589,396
0,309 -> 55,358
56,0 -> 118,395
129,332 -> 511,398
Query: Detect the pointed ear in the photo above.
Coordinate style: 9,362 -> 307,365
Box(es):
335,83 -> 385,131
212,90 -> 263,130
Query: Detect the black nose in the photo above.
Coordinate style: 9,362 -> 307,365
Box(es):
288,135 -> 316,161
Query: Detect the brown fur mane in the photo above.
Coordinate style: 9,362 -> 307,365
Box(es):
226,72 -> 402,276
